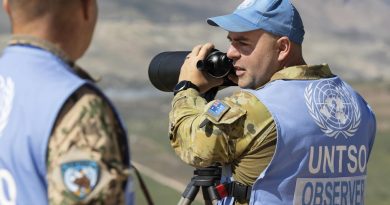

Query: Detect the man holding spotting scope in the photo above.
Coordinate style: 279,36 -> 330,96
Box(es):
167,0 -> 376,204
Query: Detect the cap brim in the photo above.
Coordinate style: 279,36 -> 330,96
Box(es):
207,13 -> 259,32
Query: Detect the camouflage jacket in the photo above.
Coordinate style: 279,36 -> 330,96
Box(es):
169,64 -> 334,205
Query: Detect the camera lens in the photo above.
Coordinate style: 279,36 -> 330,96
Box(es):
196,50 -> 234,78
148,51 -> 190,92
148,49 -> 234,92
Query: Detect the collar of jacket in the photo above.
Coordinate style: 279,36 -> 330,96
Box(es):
270,64 -> 335,82
8,35 -> 98,82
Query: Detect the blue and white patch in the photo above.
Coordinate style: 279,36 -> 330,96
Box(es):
304,80 -> 361,139
61,161 -> 100,199
207,100 -> 230,121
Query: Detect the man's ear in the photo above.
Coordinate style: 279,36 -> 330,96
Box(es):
80,0 -> 92,20
3,0 -> 11,16
277,37 -> 291,62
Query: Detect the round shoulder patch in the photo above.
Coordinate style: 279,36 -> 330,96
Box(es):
0,75 -> 15,139
304,80 -> 361,139
61,161 -> 100,200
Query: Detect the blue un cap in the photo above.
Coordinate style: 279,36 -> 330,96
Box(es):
207,0 -> 305,44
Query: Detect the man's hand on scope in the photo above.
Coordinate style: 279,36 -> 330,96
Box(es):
178,43 -> 223,94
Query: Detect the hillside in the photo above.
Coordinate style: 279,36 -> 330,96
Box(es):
1,0 -> 389,88
89,0 -> 390,85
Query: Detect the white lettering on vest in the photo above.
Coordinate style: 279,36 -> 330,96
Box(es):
294,176 -> 366,205
358,146 -> 367,173
324,146 -> 335,174
0,169 -> 17,205
336,146 -> 347,173
309,145 -> 367,174
347,145 -> 358,173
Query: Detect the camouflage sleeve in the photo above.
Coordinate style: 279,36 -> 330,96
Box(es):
169,88 -> 276,170
46,86 -> 130,205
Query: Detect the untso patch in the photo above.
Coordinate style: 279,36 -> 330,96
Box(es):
0,75 -> 15,139
304,80 -> 361,139
61,161 -> 100,199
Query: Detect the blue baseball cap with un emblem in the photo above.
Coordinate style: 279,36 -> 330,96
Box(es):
207,0 -> 305,44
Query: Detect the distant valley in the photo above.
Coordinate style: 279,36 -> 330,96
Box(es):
1,0 -> 389,90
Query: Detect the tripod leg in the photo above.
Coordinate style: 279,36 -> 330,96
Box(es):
178,197 -> 193,205
201,187 -> 213,205
178,181 -> 199,205
207,186 -> 220,205
202,186 -> 219,205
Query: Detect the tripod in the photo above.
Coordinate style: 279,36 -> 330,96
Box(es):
178,166 -> 222,205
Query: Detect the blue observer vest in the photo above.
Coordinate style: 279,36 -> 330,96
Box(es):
0,45 -> 133,205
221,76 -> 376,205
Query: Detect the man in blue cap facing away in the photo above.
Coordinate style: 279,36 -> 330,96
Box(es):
169,0 -> 376,204
0,0 -> 134,204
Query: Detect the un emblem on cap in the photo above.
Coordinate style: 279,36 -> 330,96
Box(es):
237,0 -> 256,9
305,80 -> 361,139
61,161 -> 100,199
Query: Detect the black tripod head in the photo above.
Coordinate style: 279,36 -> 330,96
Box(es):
179,166 -> 222,205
